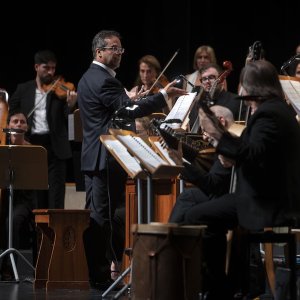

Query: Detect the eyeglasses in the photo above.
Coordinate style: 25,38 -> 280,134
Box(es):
102,46 -> 125,54
200,75 -> 217,83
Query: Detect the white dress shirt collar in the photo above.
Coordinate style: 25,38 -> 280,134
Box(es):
92,60 -> 116,77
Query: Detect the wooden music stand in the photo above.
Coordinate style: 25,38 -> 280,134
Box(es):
0,145 -> 47,282
101,130 -> 183,299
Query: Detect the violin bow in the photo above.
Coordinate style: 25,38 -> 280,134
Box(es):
146,49 -> 180,96
27,77 -> 62,119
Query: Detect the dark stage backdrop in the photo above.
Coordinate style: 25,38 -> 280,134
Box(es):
1,1 -> 300,96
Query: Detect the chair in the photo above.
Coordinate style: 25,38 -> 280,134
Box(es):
247,227 -> 297,299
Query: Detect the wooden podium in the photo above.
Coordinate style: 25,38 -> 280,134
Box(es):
33,209 -> 90,290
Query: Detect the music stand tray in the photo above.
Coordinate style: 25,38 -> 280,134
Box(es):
0,145 -> 48,282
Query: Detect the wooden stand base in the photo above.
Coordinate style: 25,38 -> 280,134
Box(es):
33,209 -> 90,290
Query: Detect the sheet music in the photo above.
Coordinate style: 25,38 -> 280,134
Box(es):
280,79 -> 300,115
117,135 -> 166,169
153,141 -> 177,166
165,92 -> 197,123
105,139 -> 143,174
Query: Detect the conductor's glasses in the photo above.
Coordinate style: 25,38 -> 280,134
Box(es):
102,46 -> 125,54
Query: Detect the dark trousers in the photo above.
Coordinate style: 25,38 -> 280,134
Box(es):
83,155 -> 127,282
169,187 -> 209,223
31,134 -> 66,209
184,193 -> 239,299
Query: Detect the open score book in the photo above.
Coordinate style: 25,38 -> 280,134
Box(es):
280,75 -> 300,116
164,92 -> 197,129
104,129 -> 183,179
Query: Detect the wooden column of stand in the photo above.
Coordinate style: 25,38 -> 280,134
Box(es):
124,178 -> 179,273
33,209 -> 90,290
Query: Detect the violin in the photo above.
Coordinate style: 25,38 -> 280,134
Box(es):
27,76 -> 76,119
43,76 -> 75,99
150,75 -> 170,94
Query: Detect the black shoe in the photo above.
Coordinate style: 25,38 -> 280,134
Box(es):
90,278 -> 125,291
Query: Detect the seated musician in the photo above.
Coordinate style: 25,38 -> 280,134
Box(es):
188,63 -> 244,132
0,111 -> 37,281
168,105 -> 235,224
129,54 -> 172,113
182,60 -> 300,299
184,45 -> 218,91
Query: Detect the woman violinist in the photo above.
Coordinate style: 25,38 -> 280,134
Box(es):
130,55 -> 172,113
8,49 -> 77,210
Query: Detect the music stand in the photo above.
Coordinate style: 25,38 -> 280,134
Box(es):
0,145 -> 48,282
101,178 -> 143,299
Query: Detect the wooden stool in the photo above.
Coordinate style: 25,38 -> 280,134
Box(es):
33,209 -> 90,290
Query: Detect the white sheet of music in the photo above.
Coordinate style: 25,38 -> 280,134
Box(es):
105,139 -> 143,174
153,141 -> 177,166
165,92 -> 197,122
117,135 -> 166,169
280,79 -> 300,115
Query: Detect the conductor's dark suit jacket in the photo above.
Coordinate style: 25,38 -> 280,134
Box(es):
217,97 -> 300,230
77,63 -> 167,172
8,80 -> 72,160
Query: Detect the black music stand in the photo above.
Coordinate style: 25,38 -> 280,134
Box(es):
0,145 -> 48,282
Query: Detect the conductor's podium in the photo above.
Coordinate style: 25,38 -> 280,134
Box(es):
33,209 -> 90,290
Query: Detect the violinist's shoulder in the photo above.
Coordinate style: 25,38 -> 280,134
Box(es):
186,70 -> 198,81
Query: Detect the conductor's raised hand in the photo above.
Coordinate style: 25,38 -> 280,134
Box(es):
125,85 -> 148,101
163,80 -> 187,98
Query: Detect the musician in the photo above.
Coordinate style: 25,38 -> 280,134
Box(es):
130,54 -> 172,113
76,30 -> 186,290
189,63 -> 242,131
185,45 -> 217,91
294,61 -> 300,78
8,50 -> 77,209
168,105 -> 235,224
0,111 -> 36,281
184,60 -> 300,299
